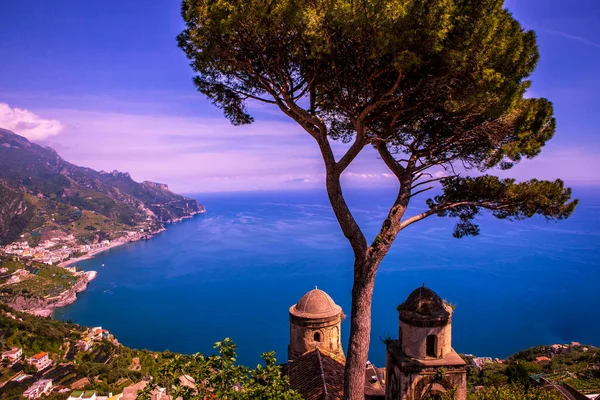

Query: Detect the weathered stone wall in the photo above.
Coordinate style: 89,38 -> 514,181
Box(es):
400,320 -> 452,359
288,314 -> 344,361
385,360 -> 467,400
385,356 -> 402,400
411,370 -> 467,400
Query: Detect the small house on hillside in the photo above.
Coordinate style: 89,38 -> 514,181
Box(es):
27,352 -> 52,371
535,356 -> 552,365
23,379 -> 53,399
77,337 -> 94,352
1,347 -> 22,364
472,357 -> 493,370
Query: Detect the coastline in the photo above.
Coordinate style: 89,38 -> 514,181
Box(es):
58,240 -> 128,268
41,211 -> 204,318
10,271 -> 97,318
58,210 -> 205,268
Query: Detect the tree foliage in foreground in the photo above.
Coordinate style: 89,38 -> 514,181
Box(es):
139,338 -> 301,400
467,384 -> 563,400
177,0 -> 578,398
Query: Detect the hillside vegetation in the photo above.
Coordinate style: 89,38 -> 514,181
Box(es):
464,344 -> 600,397
0,257 -> 79,307
0,305 -> 296,399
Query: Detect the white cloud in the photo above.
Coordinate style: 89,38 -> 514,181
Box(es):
0,102 -> 64,141
344,172 -> 395,180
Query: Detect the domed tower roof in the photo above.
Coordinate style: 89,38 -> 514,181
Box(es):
398,286 -> 451,326
289,288 -> 342,319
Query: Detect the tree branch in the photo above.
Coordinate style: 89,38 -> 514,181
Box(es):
398,200 -> 517,231
409,186 -> 434,198
336,125 -> 368,173
410,176 -> 445,190
235,90 -> 278,104
273,91 -> 367,257
375,142 -> 406,179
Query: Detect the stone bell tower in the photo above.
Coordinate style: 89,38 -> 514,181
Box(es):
386,286 -> 467,400
288,288 -> 345,362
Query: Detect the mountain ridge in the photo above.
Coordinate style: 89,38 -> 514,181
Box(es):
0,128 -> 204,245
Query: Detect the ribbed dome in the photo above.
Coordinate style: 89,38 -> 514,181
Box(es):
290,288 -> 342,319
398,286 -> 449,316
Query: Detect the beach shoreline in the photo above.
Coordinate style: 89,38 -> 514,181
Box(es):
58,240 -> 128,268
56,212 -> 205,268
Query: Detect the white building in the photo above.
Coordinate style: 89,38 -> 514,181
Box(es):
23,379 -> 53,399
1,347 -> 22,364
77,338 -> 94,352
472,357 -> 493,370
27,352 -> 52,371
67,390 -> 120,400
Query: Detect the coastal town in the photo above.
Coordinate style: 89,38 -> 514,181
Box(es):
0,125 -> 211,398
0,228 -> 161,318
0,311 -> 126,399
1,229 -> 157,268
1,287 -> 599,399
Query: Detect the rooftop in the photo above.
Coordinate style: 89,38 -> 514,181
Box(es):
397,286 -> 452,326
290,288 -> 342,319
286,348 -> 345,400
398,286 -> 448,316
24,379 -> 52,394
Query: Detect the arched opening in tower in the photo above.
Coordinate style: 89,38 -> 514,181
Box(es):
426,334 -> 437,358
314,331 -> 321,342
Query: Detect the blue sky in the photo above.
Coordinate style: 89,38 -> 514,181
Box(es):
0,0 -> 599,192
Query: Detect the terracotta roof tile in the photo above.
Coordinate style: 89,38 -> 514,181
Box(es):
287,349 -> 345,400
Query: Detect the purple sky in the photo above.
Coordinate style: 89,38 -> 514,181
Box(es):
0,0 -> 599,193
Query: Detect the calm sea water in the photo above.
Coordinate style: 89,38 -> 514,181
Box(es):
54,186 -> 600,367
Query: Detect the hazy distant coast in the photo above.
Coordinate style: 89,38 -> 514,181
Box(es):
0,128 -> 206,248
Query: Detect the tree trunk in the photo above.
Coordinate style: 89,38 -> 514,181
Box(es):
343,259 -> 377,400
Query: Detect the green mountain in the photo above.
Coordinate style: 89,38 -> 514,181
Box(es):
0,128 -> 204,245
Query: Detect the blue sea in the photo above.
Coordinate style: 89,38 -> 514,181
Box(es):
53,186 -> 600,367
